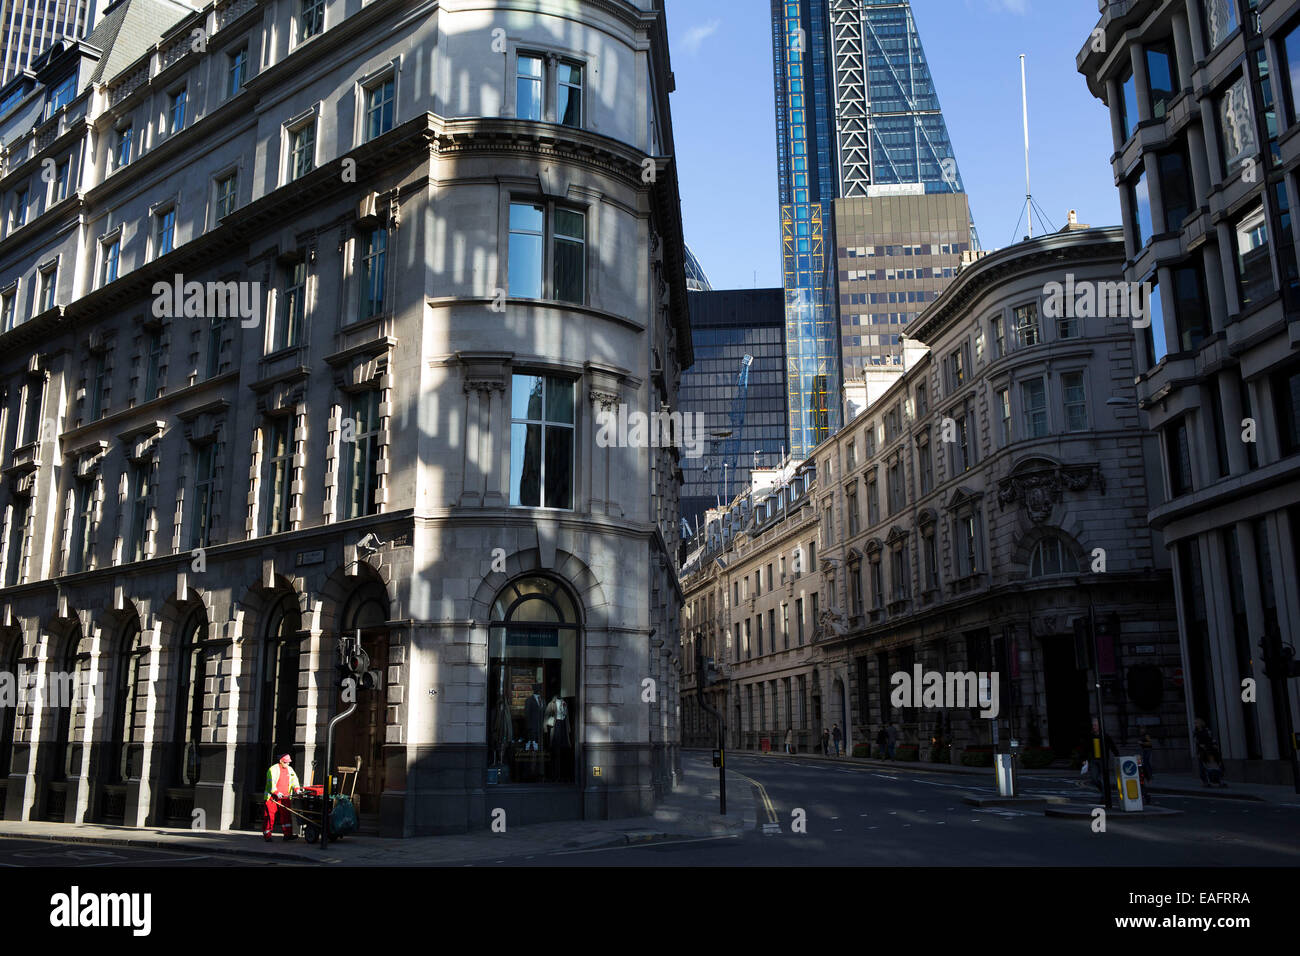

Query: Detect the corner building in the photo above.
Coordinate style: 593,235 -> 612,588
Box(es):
0,0 -> 690,835
1080,0 -> 1300,783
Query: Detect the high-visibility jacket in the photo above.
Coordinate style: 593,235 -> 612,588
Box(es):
264,763 -> 301,800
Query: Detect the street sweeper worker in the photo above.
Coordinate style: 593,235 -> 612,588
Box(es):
264,753 -> 301,841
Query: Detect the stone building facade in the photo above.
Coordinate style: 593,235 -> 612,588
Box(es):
682,226 -> 1189,769
1080,0 -> 1300,783
0,0 -> 689,836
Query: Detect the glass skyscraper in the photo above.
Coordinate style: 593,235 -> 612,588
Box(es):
680,290 -> 788,528
771,0 -> 976,452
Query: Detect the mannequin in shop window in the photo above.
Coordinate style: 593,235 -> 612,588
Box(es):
546,690 -> 572,781
525,683 -> 545,751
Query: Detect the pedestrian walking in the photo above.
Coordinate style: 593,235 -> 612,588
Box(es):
1194,718 -> 1226,787
785,727 -> 794,755
885,724 -> 898,760
822,727 -> 831,756
832,724 -> 843,757
876,726 -> 888,760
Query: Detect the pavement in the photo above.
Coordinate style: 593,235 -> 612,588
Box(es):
1,748 -> 1295,865
0,756 -> 751,866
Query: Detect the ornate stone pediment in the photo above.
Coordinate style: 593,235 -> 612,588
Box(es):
178,399 -> 230,444
71,440 -> 109,478
885,525 -> 909,545
997,461 -> 1104,524
117,420 -> 166,462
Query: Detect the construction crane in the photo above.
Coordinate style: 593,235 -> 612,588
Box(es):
710,353 -> 753,506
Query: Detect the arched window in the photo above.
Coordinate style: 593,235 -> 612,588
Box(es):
171,608 -> 209,787
110,620 -> 148,785
1028,536 -> 1079,577
259,595 -> 302,768
487,577 -> 579,786
48,623 -> 88,784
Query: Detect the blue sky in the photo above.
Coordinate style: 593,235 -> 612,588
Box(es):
663,0 -> 1122,290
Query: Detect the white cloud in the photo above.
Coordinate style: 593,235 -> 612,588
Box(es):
682,19 -> 722,55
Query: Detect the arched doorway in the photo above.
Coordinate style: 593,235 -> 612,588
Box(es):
832,676 -> 848,755
332,581 -> 389,826
486,576 -> 579,787
164,605 -> 211,824
43,620 -> 89,821
248,593 -> 303,827
98,618 -> 146,824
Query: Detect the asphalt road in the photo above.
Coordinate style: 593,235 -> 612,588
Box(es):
0,839 -> 288,868
492,752 -> 1300,867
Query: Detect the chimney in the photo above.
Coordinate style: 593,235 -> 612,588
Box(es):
1061,209 -> 1090,232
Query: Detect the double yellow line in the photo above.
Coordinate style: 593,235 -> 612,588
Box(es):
729,767 -> 779,828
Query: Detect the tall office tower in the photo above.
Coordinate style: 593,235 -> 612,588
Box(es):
772,0 -> 976,449
1,0 -> 100,85
680,289 -> 788,527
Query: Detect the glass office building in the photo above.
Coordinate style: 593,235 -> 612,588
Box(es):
680,290 -> 788,527
771,0 -> 977,444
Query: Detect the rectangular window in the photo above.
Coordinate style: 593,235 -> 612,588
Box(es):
70,480 -> 94,573
365,78 -> 395,141
38,267 -> 56,313
88,352 -> 107,421
1144,278 -> 1168,366
946,343 -> 968,392
264,418 -> 293,535
870,556 -> 882,609
516,54 -> 543,121
127,461 -> 150,562
557,62 -> 583,128
359,227 -> 388,319
10,184 -> 28,230
1021,378 -> 1048,438
51,160 -> 70,203
1272,362 -> 1300,456
845,440 -> 856,471
795,597 -> 804,645
847,485 -> 859,536
1130,167 -> 1152,249
1233,202 -> 1273,309
866,471 -> 879,526
744,618 -> 751,658
553,208 -> 585,304
510,374 -> 575,509
277,260 -> 307,351
990,315 -> 1004,358
1282,17 -> 1300,126
190,443 -> 216,550
1063,372 -> 1088,432
144,330 -> 163,401
1172,264 -> 1210,352
289,122 -> 315,180
169,87 -> 187,134
955,511 -> 981,578
508,202 -> 544,299
918,438 -> 933,495
923,530 -> 938,590
810,592 -> 818,633
228,46 -> 248,98
1146,39 -> 1178,119
1274,181 -> 1300,308
1120,67 -> 1138,141
886,459 -> 904,515
1202,0 -> 1238,51
755,614 -> 764,656
48,74 -> 76,115
950,407 -> 974,473
1217,74 -> 1256,178
342,391 -> 382,518
154,207 -> 175,258
823,504 -> 834,545
300,0 -> 324,39
1158,149 -> 1193,231
915,382 -> 928,417
890,543 -> 909,601
114,126 -> 132,170
1,290 -> 14,331
101,238 -> 119,286
1013,302 -> 1040,347
216,173 -> 238,220
21,379 -> 43,445
993,387 -> 1013,447
206,315 -> 224,379
6,499 -> 28,586
1166,417 -> 1193,496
